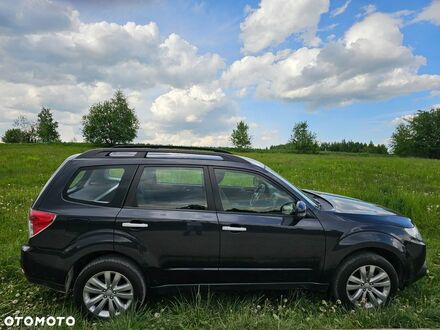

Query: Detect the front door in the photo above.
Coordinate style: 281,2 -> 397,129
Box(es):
116,165 -> 219,286
211,167 -> 325,284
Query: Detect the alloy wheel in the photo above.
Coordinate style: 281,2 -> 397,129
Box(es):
83,270 -> 134,318
346,265 -> 391,308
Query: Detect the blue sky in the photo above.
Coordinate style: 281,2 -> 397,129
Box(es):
0,0 -> 439,146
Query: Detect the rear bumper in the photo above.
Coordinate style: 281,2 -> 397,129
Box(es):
21,245 -> 67,292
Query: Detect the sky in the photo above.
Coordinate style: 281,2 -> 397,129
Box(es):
0,0 -> 439,147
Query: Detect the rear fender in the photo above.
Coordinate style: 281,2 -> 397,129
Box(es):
65,230 -> 149,291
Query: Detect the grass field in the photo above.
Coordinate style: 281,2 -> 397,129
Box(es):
0,144 -> 439,329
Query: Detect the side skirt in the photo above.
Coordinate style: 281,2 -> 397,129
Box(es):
149,282 -> 329,294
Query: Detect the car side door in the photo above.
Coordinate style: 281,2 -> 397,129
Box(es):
115,165 -> 220,287
210,167 -> 325,284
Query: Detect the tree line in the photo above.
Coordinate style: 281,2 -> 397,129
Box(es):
2,108 -> 60,143
230,107 -> 440,158
2,90 -> 439,159
320,140 -> 388,154
2,91 -> 138,145
231,120 -> 388,155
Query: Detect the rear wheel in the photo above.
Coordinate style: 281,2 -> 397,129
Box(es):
73,255 -> 146,319
332,252 -> 398,308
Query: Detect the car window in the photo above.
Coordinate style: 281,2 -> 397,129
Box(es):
214,168 -> 294,214
66,167 -> 125,204
135,167 -> 207,210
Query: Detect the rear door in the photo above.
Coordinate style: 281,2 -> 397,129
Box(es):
115,165 -> 220,286
211,167 -> 325,284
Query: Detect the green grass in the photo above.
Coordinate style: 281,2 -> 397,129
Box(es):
0,144 -> 439,329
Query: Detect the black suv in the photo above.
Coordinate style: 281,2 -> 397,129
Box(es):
21,146 -> 427,318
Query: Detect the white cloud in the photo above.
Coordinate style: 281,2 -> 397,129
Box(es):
150,86 -> 230,125
391,114 -> 415,125
319,23 -> 338,32
331,0 -> 351,17
0,0 -> 226,143
414,0 -> 440,25
225,12 -> 440,108
261,129 -> 279,142
146,85 -> 240,146
0,0 -> 79,34
0,21 -> 223,89
356,4 -> 377,18
240,0 -> 329,53
391,105 -> 440,126
142,130 -> 231,147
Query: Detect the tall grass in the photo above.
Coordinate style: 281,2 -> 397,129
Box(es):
0,144 -> 439,329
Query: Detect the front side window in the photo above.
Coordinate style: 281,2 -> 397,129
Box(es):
135,167 -> 207,210
66,167 -> 125,204
214,168 -> 294,214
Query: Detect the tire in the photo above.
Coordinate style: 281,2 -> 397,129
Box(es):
331,252 -> 399,308
73,255 -> 146,319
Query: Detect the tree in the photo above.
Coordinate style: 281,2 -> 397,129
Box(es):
2,128 -> 25,143
13,115 -> 37,143
411,108 -> 440,158
36,107 -> 60,142
289,121 -> 318,153
391,123 -> 414,156
391,108 -> 440,158
82,90 -> 139,145
230,121 -> 252,149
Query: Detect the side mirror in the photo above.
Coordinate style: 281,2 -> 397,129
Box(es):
281,200 -> 307,219
294,200 -> 307,219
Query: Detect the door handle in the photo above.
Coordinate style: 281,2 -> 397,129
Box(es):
222,225 -> 247,232
122,222 -> 149,228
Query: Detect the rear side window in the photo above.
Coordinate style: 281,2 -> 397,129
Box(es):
66,167 -> 125,204
134,167 -> 207,210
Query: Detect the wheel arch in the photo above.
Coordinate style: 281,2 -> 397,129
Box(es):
334,247 -> 405,287
66,250 -> 149,292
326,231 -> 407,287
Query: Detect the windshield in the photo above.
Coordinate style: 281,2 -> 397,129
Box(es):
239,156 -> 318,208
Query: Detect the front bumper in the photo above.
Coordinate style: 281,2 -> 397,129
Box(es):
412,261 -> 428,282
403,239 -> 427,285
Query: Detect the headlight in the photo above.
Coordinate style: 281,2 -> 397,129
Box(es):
404,226 -> 423,241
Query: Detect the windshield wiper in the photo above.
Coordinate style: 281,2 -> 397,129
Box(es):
178,204 -> 206,210
312,197 -> 322,209
226,208 -> 258,213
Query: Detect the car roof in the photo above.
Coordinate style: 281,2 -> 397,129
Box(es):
76,145 -> 253,165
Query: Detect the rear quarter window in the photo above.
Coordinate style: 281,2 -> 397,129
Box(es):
65,167 -> 126,204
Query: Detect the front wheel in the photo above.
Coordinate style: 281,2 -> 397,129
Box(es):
73,255 -> 146,319
332,252 -> 399,308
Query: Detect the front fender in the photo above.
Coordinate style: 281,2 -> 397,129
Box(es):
322,230 -> 406,281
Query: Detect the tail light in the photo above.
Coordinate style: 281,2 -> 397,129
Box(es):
28,209 -> 57,237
